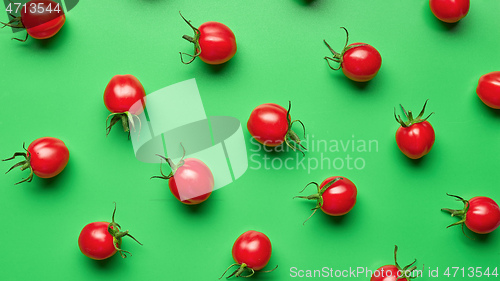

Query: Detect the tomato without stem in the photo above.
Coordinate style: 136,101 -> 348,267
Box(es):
429,0 -> 469,23
476,71 -> 500,109
104,74 -> 146,136
294,176 -> 357,224
220,230 -> 277,278
324,27 -> 381,82
247,101 -> 306,154
3,137 -> 69,185
442,194 -> 500,235
152,150 -> 214,205
1,0 -> 65,42
78,203 -> 142,260
394,100 -> 435,159
179,13 -> 236,65
371,246 -> 420,281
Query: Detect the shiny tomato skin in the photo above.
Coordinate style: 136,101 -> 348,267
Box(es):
465,197 -> 500,234
103,75 -> 146,115
78,222 -> 117,260
319,176 -> 357,216
27,137 -> 69,178
232,231 -> 272,271
198,21 -> 236,65
429,0 -> 470,23
371,265 -> 406,281
168,158 -> 214,205
395,121 -> 435,159
21,0 -> 66,39
476,72 -> 500,109
341,43 -> 382,82
247,103 -> 289,147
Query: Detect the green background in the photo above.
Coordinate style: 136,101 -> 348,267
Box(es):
1,0 -> 499,280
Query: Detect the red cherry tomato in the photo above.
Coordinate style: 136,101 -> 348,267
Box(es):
1,0 -> 65,42
220,230 -> 276,278
443,194 -> 500,235
152,156 -> 214,205
476,71 -> 500,109
429,0 -> 469,23
324,27 -> 381,82
104,74 -> 146,135
78,203 -> 142,260
3,137 -> 69,184
247,101 -> 306,153
370,246 -> 420,281
180,13 -> 236,65
294,176 -> 357,224
394,100 -> 435,159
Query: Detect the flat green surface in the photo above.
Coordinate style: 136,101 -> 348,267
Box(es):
1,1 -> 500,280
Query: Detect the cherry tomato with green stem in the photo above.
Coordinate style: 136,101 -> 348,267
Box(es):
104,74 -> 146,136
78,203 -> 142,260
3,137 -> 69,185
476,71 -> 500,109
220,230 -> 277,278
1,0 -> 66,42
179,12 -> 236,65
324,27 -> 381,82
371,246 -> 420,281
294,176 -> 357,224
429,0 -> 469,23
247,101 -> 307,155
394,100 -> 435,159
442,194 -> 500,236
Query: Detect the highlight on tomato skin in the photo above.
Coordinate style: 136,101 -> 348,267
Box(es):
0,0 -> 66,42
476,71 -> 500,109
2,137 -> 69,185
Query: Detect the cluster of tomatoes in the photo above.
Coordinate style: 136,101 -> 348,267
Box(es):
3,0 -> 500,279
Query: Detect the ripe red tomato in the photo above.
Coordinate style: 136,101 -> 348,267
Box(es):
324,27 -> 381,82
152,156 -> 214,205
78,203 -> 142,260
103,74 -> 146,136
476,71 -> 500,109
370,246 -> 419,281
429,0 -> 469,23
1,0 -> 65,42
179,13 -> 236,65
247,102 -> 306,153
394,100 -> 435,159
220,230 -> 276,278
442,194 -> 500,235
294,176 -> 357,224
3,137 -> 69,185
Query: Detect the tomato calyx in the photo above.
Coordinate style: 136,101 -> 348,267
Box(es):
151,145 -> 187,180
392,245 -> 419,280
0,14 -> 29,42
293,177 -> 343,224
284,101 -> 307,156
107,202 -> 143,258
219,263 -> 278,279
441,193 -> 473,239
179,12 -> 202,64
2,142 -> 34,185
323,27 -> 367,70
394,99 -> 434,128
105,112 -> 141,137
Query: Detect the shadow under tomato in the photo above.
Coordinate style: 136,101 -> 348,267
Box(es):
37,161 -> 71,189
83,252 -> 119,269
422,3 -> 461,32
292,0 -> 318,6
202,56 -> 235,74
474,94 -> 500,118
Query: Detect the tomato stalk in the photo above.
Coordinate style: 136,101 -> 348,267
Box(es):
441,193 -> 472,239
394,100 -> 434,128
323,27 -> 367,70
392,245 -> 419,280
179,12 -> 202,64
284,101 -> 307,156
293,177 -> 343,224
107,202 -> 143,258
219,263 -> 278,279
0,14 -> 29,42
2,142 -> 34,185
151,145 -> 187,180
105,112 -> 141,137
